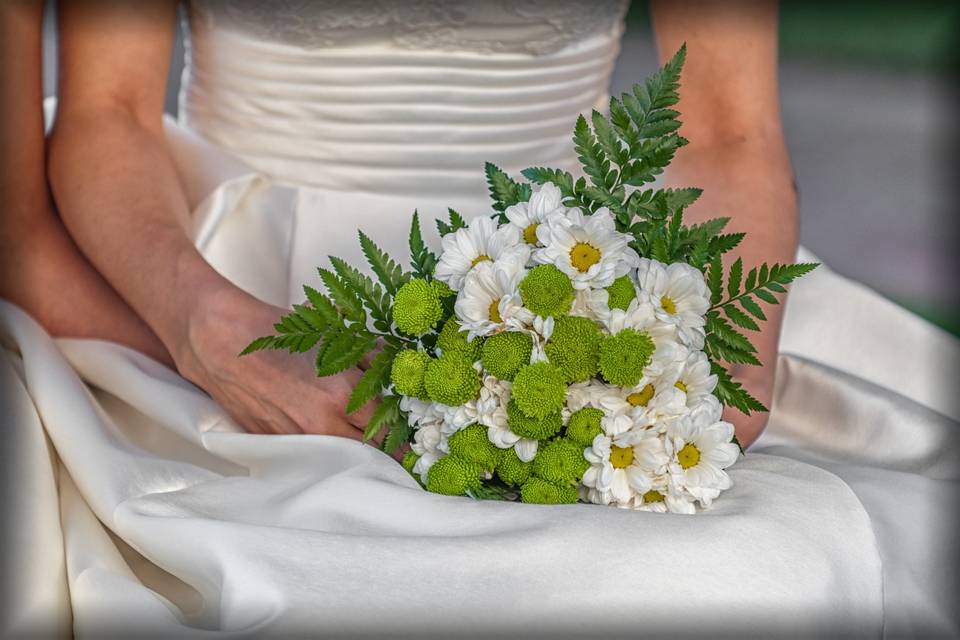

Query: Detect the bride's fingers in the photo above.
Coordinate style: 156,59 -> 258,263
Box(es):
358,338 -> 385,370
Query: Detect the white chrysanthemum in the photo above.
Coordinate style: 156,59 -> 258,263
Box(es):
435,215 -> 529,290
582,426 -> 667,507
569,287 -> 611,319
633,475 -> 697,514
534,207 -> 638,290
669,351 -> 719,408
504,181 -> 570,247
635,258 -> 711,348
565,379 -> 612,412
439,372 -> 510,432
454,255 -> 533,340
665,397 -> 740,508
597,380 -> 689,430
410,421 -> 446,482
600,298 -> 690,380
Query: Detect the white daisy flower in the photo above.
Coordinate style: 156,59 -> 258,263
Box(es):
504,181 -> 570,247
633,475 -> 697,514
534,207 -> 639,290
435,215 -> 529,290
668,351 -> 719,408
635,258 -> 711,349
454,254 -> 533,340
597,380 -> 689,431
582,426 -> 666,507
665,398 -> 740,508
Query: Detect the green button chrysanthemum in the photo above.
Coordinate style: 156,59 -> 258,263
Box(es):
481,331 -> 533,381
448,424 -> 501,471
511,361 -> 567,419
520,477 -> 578,504
532,438 -> 590,486
426,455 -> 482,496
566,407 -> 604,446
401,450 -> 420,476
544,315 -> 602,382
606,275 -> 637,311
518,264 -> 575,318
393,278 -> 443,336
431,279 -> 455,299
496,447 -> 533,486
390,349 -> 432,398
506,399 -> 563,440
437,317 -> 482,361
598,328 -> 655,387
423,352 -> 481,406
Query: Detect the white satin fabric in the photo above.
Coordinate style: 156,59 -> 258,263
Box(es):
3,8 -> 959,638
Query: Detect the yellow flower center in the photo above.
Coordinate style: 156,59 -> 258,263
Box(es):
471,254 -> 492,267
643,489 -> 665,503
489,298 -> 502,323
523,223 -> 540,245
677,443 -> 700,469
610,445 -> 634,469
660,295 -> 677,314
627,383 -> 656,407
674,380 -> 687,393
569,242 -> 601,272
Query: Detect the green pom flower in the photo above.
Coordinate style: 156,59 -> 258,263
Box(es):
497,448 -> 533,486
519,264 -> 575,318
511,362 -> 567,419
532,438 -> 590,485
606,275 -> 637,311
448,424 -> 500,470
506,400 -> 563,440
394,278 -> 443,336
437,317 -> 482,361
598,328 -> 655,387
520,477 -> 578,504
390,350 -> 431,397
480,331 -> 533,381
544,315 -> 601,382
566,407 -> 604,446
426,455 -> 482,496
431,279 -> 455,299
401,451 -> 421,484
423,353 -> 481,406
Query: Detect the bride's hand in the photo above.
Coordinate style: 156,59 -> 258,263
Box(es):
175,286 -> 378,439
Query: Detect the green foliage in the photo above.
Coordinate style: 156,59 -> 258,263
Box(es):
435,207 -> 467,237
408,211 -> 438,280
347,347 -> 398,414
485,162 -> 532,215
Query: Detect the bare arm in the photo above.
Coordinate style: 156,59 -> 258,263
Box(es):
49,0 -> 377,440
650,0 -> 799,447
0,0 -> 170,365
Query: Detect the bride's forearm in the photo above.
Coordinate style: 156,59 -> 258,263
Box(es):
47,106 -> 237,364
1,0 -> 171,364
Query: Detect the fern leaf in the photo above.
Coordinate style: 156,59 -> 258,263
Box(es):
363,395 -> 400,441
358,231 -> 407,295
346,346 -> 397,414
318,267 -> 366,324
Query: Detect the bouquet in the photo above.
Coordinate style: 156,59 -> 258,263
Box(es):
243,46 -> 816,513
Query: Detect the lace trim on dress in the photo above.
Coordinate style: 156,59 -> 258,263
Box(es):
187,0 -> 629,55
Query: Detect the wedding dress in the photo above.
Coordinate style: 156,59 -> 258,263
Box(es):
3,1 -> 958,637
